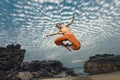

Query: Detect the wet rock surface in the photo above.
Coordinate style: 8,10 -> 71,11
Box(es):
84,54 -> 120,75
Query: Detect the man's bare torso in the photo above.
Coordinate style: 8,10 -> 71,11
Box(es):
60,26 -> 73,35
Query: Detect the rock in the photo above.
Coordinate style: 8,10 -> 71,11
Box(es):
0,44 -> 76,79
15,44 -> 21,50
18,60 -> 76,78
0,44 -> 25,70
31,69 -> 54,78
65,69 -> 76,76
19,62 -> 30,71
16,71 -> 33,80
84,54 -> 120,75
0,44 -> 26,80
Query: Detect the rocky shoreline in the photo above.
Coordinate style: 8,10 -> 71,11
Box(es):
17,60 -> 76,79
0,44 -> 120,80
0,44 -> 76,80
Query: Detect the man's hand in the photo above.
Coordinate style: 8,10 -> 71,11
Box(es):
65,14 -> 75,27
72,14 -> 75,19
46,32 -> 58,37
46,35 -> 50,37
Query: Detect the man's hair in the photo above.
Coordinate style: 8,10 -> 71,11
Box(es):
56,23 -> 61,26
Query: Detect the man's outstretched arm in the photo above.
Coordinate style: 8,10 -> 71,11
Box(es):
65,14 -> 75,27
46,31 -> 63,37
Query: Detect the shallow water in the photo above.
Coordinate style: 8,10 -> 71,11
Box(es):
0,0 -> 120,72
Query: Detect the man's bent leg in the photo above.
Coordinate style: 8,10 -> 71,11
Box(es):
70,43 -> 81,50
64,34 -> 81,50
54,36 -> 68,46
54,36 -> 72,51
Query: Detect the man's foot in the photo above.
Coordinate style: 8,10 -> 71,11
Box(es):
62,43 -> 72,51
65,43 -> 72,51
66,46 -> 72,51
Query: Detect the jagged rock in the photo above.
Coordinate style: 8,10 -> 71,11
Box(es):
0,44 -> 26,80
65,69 -> 76,76
19,62 -> 30,71
31,69 -> 54,78
0,44 -> 76,79
84,54 -> 120,75
18,60 -> 76,78
89,54 -> 114,60
0,44 -> 25,70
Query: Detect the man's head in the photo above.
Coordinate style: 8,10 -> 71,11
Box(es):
56,23 -> 61,29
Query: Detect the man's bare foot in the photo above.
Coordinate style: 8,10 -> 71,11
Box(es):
62,43 -> 72,51
66,46 -> 72,51
65,43 -> 72,51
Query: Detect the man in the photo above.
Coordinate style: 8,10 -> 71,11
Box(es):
46,15 -> 81,51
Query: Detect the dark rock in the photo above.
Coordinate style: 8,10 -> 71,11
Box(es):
0,44 -> 26,80
18,60 -> 76,78
0,44 -> 25,70
65,69 -> 76,76
89,54 -> 114,60
7,44 -> 14,49
31,69 -> 54,78
84,54 -> 120,75
19,62 -> 30,71
0,44 -> 76,79
15,44 -> 21,50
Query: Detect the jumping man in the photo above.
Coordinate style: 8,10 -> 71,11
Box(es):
46,15 -> 81,51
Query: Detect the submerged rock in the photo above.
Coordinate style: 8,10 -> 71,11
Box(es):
84,54 -> 120,75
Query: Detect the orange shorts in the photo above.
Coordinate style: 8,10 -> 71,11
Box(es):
54,34 -> 81,50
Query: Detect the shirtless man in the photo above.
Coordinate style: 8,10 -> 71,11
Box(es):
46,15 -> 81,51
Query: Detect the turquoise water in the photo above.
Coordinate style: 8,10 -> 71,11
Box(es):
0,0 -> 120,72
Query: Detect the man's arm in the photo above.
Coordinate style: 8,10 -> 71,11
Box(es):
65,14 -> 75,27
46,31 -> 63,37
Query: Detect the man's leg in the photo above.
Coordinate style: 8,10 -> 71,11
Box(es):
54,36 -> 72,51
65,34 -> 81,50
65,43 -> 72,51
